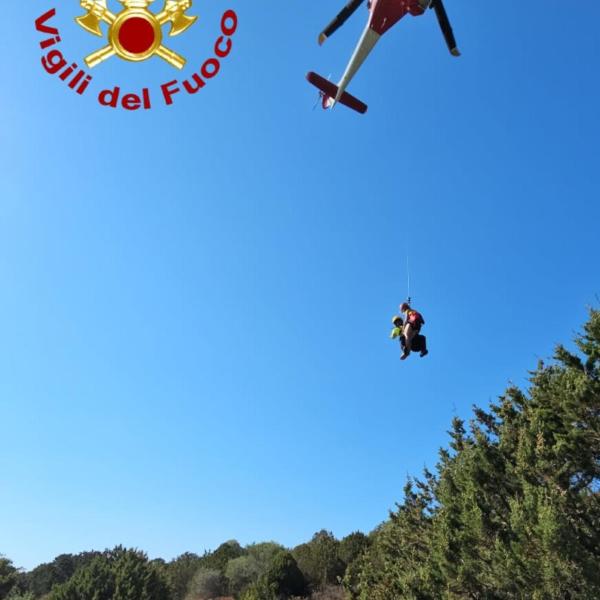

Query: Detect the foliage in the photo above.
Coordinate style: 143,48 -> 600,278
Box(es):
350,309 -> 600,599
225,555 -> 258,597
307,585 -> 344,600
0,557 -> 18,600
293,532 -> 344,591
263,551 -> 307,598
164,553 -> 203,600
239,585 -> 261,600
241,552 -> 307,600
246,543 -> 286,566
186,567 -> 225,600
25,552 -> 101,597
337,533 -> 370,568
5,592 -> 35,600
200,540 -> 244,575
225,543 -> 284,597
48,547 -> 171,600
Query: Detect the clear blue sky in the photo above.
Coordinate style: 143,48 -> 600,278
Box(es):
2,1 -> 599,570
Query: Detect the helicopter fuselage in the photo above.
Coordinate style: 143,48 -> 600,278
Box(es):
330,0 -> 426,106
368,0 -> 426,36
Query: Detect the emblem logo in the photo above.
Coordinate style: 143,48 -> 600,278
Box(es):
75,0 -> 198,69
34,3 -> 238,110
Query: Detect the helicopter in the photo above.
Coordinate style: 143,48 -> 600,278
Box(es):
306,0 -> 460,114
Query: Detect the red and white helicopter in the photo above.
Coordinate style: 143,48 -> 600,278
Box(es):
307,0 -> 460,114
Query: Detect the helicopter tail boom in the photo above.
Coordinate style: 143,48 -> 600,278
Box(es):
334,25 -> 380,105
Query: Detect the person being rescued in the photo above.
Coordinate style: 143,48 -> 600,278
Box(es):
390,316 -> 428,359
391,303 -> 428,360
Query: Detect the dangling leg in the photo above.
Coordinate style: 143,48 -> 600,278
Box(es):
399,334 -> 407,359
401,324 -> 415,359
419,335 -> 428,357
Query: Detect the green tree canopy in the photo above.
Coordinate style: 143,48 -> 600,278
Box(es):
25,552 -> 101,597
48,547 -> 171,600
225,542 -> 285,597
200,540 -> 244,575
242,551 -> 307,600
186,567 -> 225,600
164,553 -> 203,600
263,551 -> 307,598
293,531 -> 344,591
350,309 -> 600,599
338,532 -> 370,567
0,556 -> 18,600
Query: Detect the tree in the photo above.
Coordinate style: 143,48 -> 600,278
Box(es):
200,540 -> 244,574
225,555 -> 257,597
242,552 -> 306,600
48,547 -> 171,600
262,551 -> 306,598
186,568 -> 225,600
26,552 -> 101,597
293,532 -> 344,590
225,542 -> 285,597
353,310 -> 600,599
183,539 -> 246,598
0,557 -> 18,600
338,532 -> 370,567
164,553 -> 203,600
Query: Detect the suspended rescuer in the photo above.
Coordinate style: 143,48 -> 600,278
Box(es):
390,315 -> 428,359
398,302 -> 427,360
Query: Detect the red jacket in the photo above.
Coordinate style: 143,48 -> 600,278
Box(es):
406,310 -> 425,326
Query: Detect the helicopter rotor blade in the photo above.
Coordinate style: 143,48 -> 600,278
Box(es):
319,0 -> 366,45
430,0 -> 460,56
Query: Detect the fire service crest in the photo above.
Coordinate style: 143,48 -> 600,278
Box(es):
34,2 -> 238,110
76,0 -> 198,69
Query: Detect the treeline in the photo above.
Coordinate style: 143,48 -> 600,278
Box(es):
0,532 -> 365,600
2,310 -> 599,599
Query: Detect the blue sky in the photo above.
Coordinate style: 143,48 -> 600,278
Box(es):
2,1 -> 599,570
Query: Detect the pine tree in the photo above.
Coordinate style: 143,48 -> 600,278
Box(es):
49,547 -> 171,600
354,310 -> 600,599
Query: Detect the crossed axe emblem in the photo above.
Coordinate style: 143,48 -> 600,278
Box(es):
76,0 -> 198,69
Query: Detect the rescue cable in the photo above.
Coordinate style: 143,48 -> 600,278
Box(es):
406,253 -> 412,306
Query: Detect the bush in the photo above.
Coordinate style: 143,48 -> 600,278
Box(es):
186,568 -> 226,600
